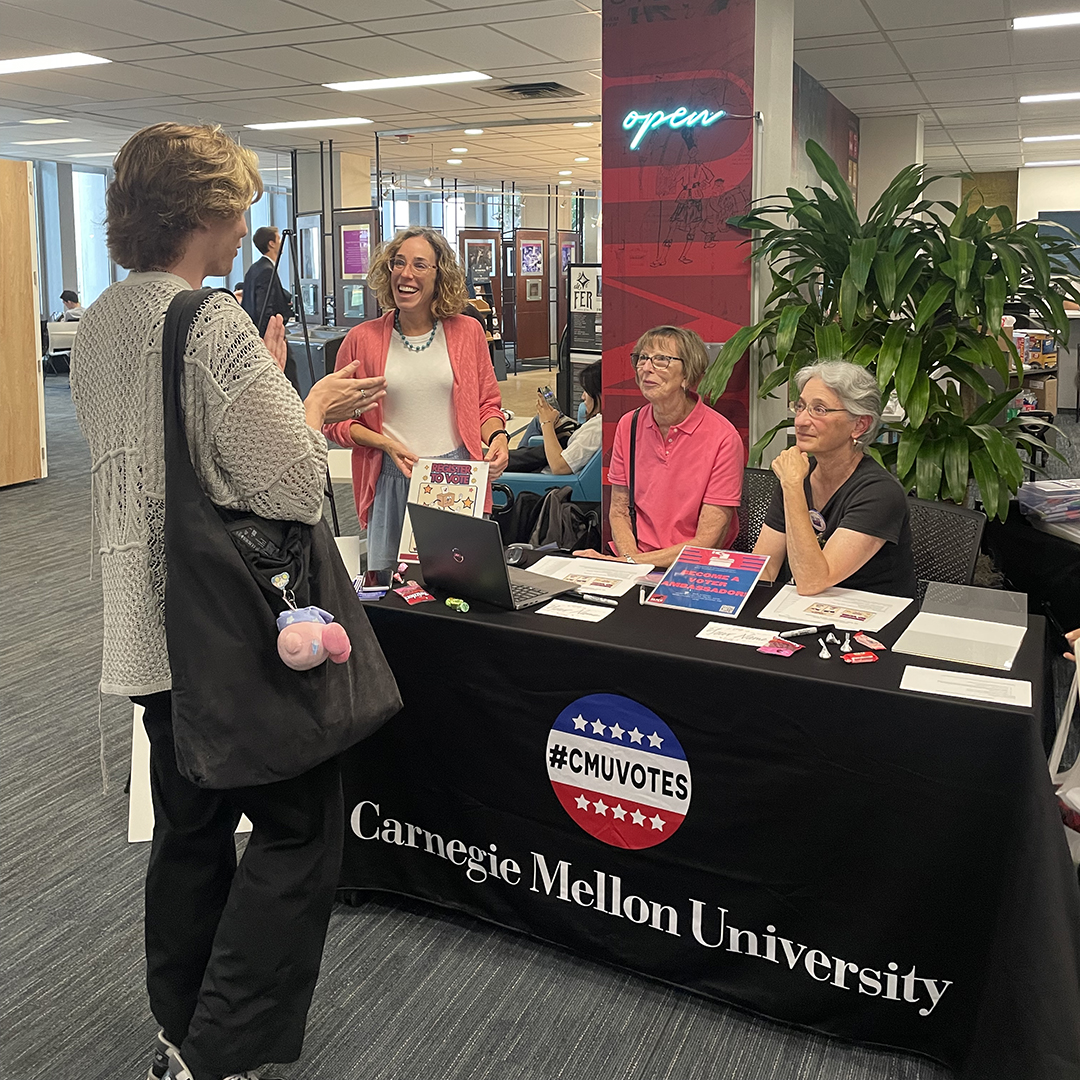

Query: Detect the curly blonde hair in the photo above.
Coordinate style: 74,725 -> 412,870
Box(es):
107,123 -> 263,271
368,226 -> 468,320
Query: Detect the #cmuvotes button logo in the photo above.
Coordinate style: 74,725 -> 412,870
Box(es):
546,693 -> 691,850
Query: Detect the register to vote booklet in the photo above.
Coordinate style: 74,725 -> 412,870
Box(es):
645,547 -> 769,619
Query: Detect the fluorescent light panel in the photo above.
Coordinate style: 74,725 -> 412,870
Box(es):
246,117 -> 371,130
450,147 -> 468,153
13,137 -> 90,145
1023,133 -> 1080,142
464,128 -> 484,135
1020,91 -> 1080,103
573,122 -> 593,127
0,52 -> 110,75
21,117 -> 68,124
76,152 -> 119,157
1014,11 -> 1080,28
325,71 -> 490,92
446,158 -> 462,164
1024,159 -> 1080,166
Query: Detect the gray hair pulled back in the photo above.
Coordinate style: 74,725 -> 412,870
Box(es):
795,361 -> 883,449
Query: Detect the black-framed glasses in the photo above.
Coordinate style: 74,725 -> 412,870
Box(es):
631,352 -> 682,370
790,400 -> 850,419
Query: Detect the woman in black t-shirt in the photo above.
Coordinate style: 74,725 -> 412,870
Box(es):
753,361 -> 917,597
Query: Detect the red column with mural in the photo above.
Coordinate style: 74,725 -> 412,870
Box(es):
602,0 -> 756,525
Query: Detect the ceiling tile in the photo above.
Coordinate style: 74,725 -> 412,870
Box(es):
205,46 -> 367,84
795,0 -> 878,39
870,0 -> 1006,32
386,26 -> 561,69
144,0 -> 336,33
894,30 -> 1012,73
792,42 -> 907,82
915,74 -> 1016,103
358,1 -> 585,36
0,1 -> 151,48
288,0 -> 443,19
297,35 -> 450,75
826,81 -> 925,110
148,54 -> 307,90
497,13 -> 601,63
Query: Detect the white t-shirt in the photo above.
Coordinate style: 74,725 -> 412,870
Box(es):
546,412 -> 602,473
382,322 -> 461,457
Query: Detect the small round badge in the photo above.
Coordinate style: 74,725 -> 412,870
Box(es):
809,510 -> 827,533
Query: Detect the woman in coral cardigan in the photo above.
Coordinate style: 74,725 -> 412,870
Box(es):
324,227 -> 508,570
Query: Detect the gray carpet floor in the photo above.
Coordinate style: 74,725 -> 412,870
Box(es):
3,375 -> 1018,1080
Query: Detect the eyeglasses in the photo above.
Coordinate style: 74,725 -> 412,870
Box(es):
631,352 -> 682,370
790,400 -> 850,419
390,257 -> 435,273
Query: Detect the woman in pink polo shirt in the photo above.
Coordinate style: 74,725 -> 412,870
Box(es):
581,325 -> 744,568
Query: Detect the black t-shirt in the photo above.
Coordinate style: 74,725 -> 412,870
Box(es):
763,456 -> 918,597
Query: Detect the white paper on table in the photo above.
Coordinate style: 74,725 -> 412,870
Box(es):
899,665 -> 1032,708
697,623 -> 778,647
535,599 -> 615,622
756,584 -> 913,633
893,612 -> 1027,671
528,555 -> 655,596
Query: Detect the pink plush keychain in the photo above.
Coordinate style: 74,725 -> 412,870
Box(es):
275,605 -> 351,670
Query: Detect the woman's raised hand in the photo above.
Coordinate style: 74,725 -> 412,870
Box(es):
308,361 -> 386,422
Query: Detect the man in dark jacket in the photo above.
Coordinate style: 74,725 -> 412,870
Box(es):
240,226 -> 293,334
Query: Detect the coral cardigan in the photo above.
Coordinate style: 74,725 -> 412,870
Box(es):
323,311 -> 504,527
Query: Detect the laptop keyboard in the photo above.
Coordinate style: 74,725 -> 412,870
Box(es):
510,582 -> 548,606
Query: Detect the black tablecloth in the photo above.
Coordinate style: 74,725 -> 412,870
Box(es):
339,581 -> 1080,1080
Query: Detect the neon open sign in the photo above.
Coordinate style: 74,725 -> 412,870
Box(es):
622,108 -> 728,150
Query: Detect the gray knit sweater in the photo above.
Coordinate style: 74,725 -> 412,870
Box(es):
71,272 -> 327,696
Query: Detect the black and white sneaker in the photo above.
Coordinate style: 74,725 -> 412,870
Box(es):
148,1031 -> 180,1080
165,1049 -> 285,1080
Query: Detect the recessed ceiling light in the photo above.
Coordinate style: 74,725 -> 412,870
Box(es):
246,116 -> 372,130
12,137 -> 90,145
572,122 -> 594,128
0,52 -> 110,76
1020,91 -> 1080,103
559,180 -> 573,185
1023,133 -> 1080,142
446,158 -> 463,164
464,128 -> 484,135
558,170 -> 573,175
325,71 -> 490,92
20,117 -> 68,125
1024,159 -> 1080,166
574,156 -> 590,162
1014,11 -> 1080,29
450,147 -> 468,153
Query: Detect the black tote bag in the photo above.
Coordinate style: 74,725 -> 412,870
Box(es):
162,288 -> 401,789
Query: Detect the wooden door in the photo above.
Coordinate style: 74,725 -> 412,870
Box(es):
0,159 -> 46,487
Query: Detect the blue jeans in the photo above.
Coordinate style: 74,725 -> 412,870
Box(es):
366,445 -> 470,571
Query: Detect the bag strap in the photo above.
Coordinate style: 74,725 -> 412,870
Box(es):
627,406 -> 644,542
162,288 -> 231,496
1050,656 -> 1080,782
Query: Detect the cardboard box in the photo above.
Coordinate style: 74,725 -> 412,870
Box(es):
1023,373 -> 1058,413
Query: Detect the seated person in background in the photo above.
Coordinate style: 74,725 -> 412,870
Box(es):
753,360 -> 918,597
233,281 -> 244,305
507,361 -> 602,475
56,289 -> 84,321
577,326 -> 744,568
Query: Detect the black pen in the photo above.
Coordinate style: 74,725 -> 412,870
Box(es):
778,623 -> 833,639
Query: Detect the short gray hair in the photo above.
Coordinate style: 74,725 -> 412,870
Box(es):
795,361 -> 882,449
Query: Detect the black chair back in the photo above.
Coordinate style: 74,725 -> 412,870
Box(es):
732,467 -> 780,552
907,497 -> 986,600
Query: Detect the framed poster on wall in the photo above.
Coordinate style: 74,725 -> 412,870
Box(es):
464,238 -> 496,282
526,278 -> 543,301
520,241 -> 544,275
340,223 -> 370,279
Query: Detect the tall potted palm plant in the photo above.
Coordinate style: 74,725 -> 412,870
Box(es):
699,140 -> 1080,519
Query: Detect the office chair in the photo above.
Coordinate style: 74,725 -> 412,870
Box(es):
907,496 -> 986,602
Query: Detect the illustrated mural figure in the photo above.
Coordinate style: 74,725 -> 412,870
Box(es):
652,139 -> 721,266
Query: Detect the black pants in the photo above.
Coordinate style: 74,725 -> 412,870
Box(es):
135,692 -> 343,1080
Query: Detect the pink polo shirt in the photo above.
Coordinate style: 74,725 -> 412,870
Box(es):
608,396 -> 744,552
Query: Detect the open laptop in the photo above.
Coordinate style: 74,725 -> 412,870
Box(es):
408,503 -> 577,610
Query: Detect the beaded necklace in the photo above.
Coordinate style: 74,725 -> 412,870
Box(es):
395,310 -> 438,352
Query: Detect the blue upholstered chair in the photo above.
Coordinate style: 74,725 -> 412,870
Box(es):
497,446 -> 602,502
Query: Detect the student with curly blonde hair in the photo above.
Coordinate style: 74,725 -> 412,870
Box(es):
324,226 -> 508,569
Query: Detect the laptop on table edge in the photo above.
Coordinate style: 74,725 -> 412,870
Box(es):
407,503 -> 577,611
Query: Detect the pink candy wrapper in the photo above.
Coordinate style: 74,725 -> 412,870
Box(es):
757,636 -> 805,657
